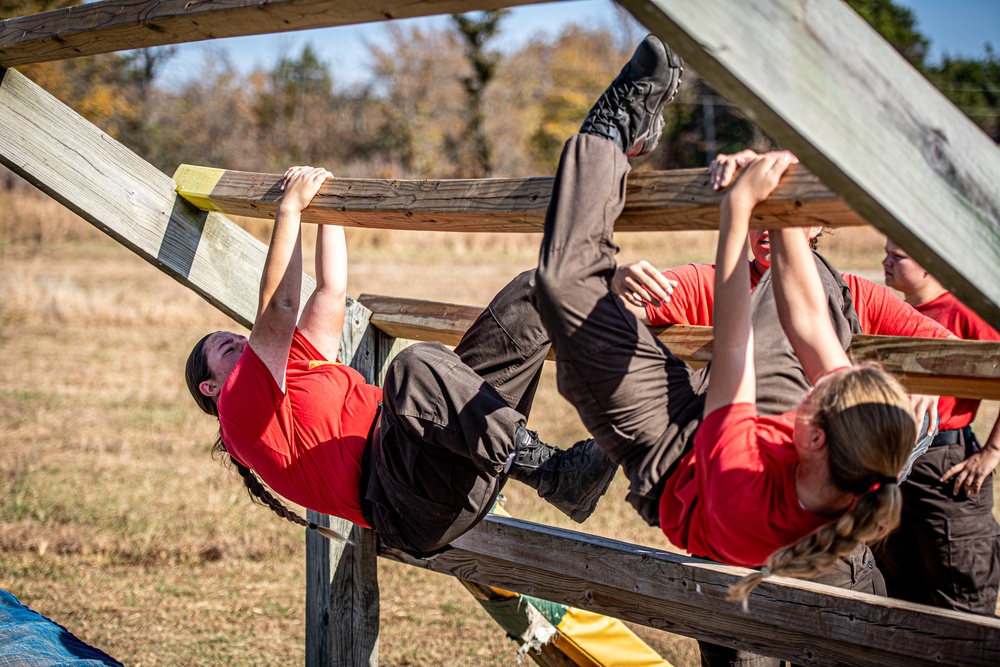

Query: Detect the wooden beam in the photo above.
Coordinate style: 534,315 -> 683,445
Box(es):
172,164 -> 866,233
620,0 -> 1000,331
0,0 -> 543,67
381,515 -> 1000,667
0,65 -> 379,667
358,294 -> 1000,400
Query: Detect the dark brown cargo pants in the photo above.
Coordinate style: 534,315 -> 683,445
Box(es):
531,134 -> 879,667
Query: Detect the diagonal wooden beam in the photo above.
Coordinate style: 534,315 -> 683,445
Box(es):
620,0 -> 1000,331
358,294 -> 1000,400
0,0 -> 543,67
381,515 -> 1000,667
0,65 -> 379,666
172,164 -> 867,233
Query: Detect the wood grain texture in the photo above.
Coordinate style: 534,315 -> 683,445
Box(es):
306,300 -> 380,667
620,0 -> 1000,330
0,0 -> 542,66
172,164 -> 866,232
381,515 -> 1000,667
358,294 -> 1000,399
0,66 -> 377,667
0,66 -> 301,328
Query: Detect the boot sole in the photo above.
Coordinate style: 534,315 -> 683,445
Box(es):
567,461 -> 620,523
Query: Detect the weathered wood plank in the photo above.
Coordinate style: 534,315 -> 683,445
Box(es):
173,164 -> 866,233
0,66 -> 281,328
0,0 -> 543,66
0,66 -> 378,667
620,0 -> 1000,330
306,300 -> 380,667
381,515 -> 1000,667
358,294 -> 1000,399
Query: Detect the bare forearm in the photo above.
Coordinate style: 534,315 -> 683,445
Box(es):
704,197 -> 755,413
770,228 -> 849,380
258,204 -> 304,320
298,224 -> 348,360
713,199 -> 753,350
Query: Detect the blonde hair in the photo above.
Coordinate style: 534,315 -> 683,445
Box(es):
729,364 -> 916,603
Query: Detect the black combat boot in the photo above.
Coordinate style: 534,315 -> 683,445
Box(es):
509,426 -> 618,523
579,34 -> 683,158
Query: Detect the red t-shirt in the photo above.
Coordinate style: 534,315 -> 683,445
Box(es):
659,403 -> 833,567
915,292 -> 1000,430
217,329 -> 383,527
645,262 -> 952,342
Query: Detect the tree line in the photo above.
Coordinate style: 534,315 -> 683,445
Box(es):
1,0 -> 997,183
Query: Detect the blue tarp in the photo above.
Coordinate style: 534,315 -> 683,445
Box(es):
0,590 -> 121,666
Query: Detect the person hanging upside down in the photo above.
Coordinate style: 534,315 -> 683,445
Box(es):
529,34 -> 916,600
185,167 -> 618,557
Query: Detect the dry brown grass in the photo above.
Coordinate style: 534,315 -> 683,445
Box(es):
1,193 -> 996,665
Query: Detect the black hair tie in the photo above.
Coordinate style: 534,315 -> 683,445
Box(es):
879,476 -> 898,488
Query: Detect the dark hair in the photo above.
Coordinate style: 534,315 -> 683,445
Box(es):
186,332 -> 219,417
186,334 -> 348,543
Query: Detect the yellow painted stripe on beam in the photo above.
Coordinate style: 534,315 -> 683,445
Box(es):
173,165 -> 227,213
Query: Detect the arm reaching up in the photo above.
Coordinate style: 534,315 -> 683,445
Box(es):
248,166 -> 333,390
298,221 -> 348,362
704,151 -> 797,414
769,225 -> 852,383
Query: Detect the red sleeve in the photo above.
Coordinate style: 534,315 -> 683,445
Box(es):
842,274 -> 952,339
695,403 -> 761,471
948,299 -> 1000,342
645,263 -> 717,327
287,329 -> 331,363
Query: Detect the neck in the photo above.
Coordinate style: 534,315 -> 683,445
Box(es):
795,462 -> 854,518
904,280 -> 946,308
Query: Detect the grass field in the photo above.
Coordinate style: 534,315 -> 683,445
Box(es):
1,186 -> 997,665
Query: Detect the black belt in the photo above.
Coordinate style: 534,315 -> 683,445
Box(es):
931,425 -> 972,447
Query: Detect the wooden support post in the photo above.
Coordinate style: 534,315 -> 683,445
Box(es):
620,0 -> 1000,330
0,0 -> 543,67
306,300 -> 381,667
172,164 -> 866,233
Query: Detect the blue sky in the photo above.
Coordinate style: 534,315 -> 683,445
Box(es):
154,0 -> 999,89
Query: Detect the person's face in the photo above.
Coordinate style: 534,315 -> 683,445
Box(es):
882,239 -> 928,294
747,227 -> 823,270
200,331 -> 247,398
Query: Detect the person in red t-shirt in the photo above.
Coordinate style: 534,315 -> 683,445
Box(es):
612,149 -> 953,432
875,239 -> 1000,615
611,149 -> 952,665
532,35 -> 916,607
185,167 -> 618,557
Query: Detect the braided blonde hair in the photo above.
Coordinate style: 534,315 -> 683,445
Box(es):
729,364 -> 915,602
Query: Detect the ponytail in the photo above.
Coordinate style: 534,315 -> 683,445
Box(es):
729,480 -> 900,603
227,450 -> 352,545
729,364 -> 914,605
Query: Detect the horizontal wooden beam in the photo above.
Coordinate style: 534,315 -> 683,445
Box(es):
0,0 -> 542,67
621,0 -> 1000,331
172,164 -> 867,233
358,294 -> 1000,400
381,515 -> 1000,667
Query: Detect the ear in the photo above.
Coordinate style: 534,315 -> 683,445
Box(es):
803,423 -> 827,452
199,378 -> 219,399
